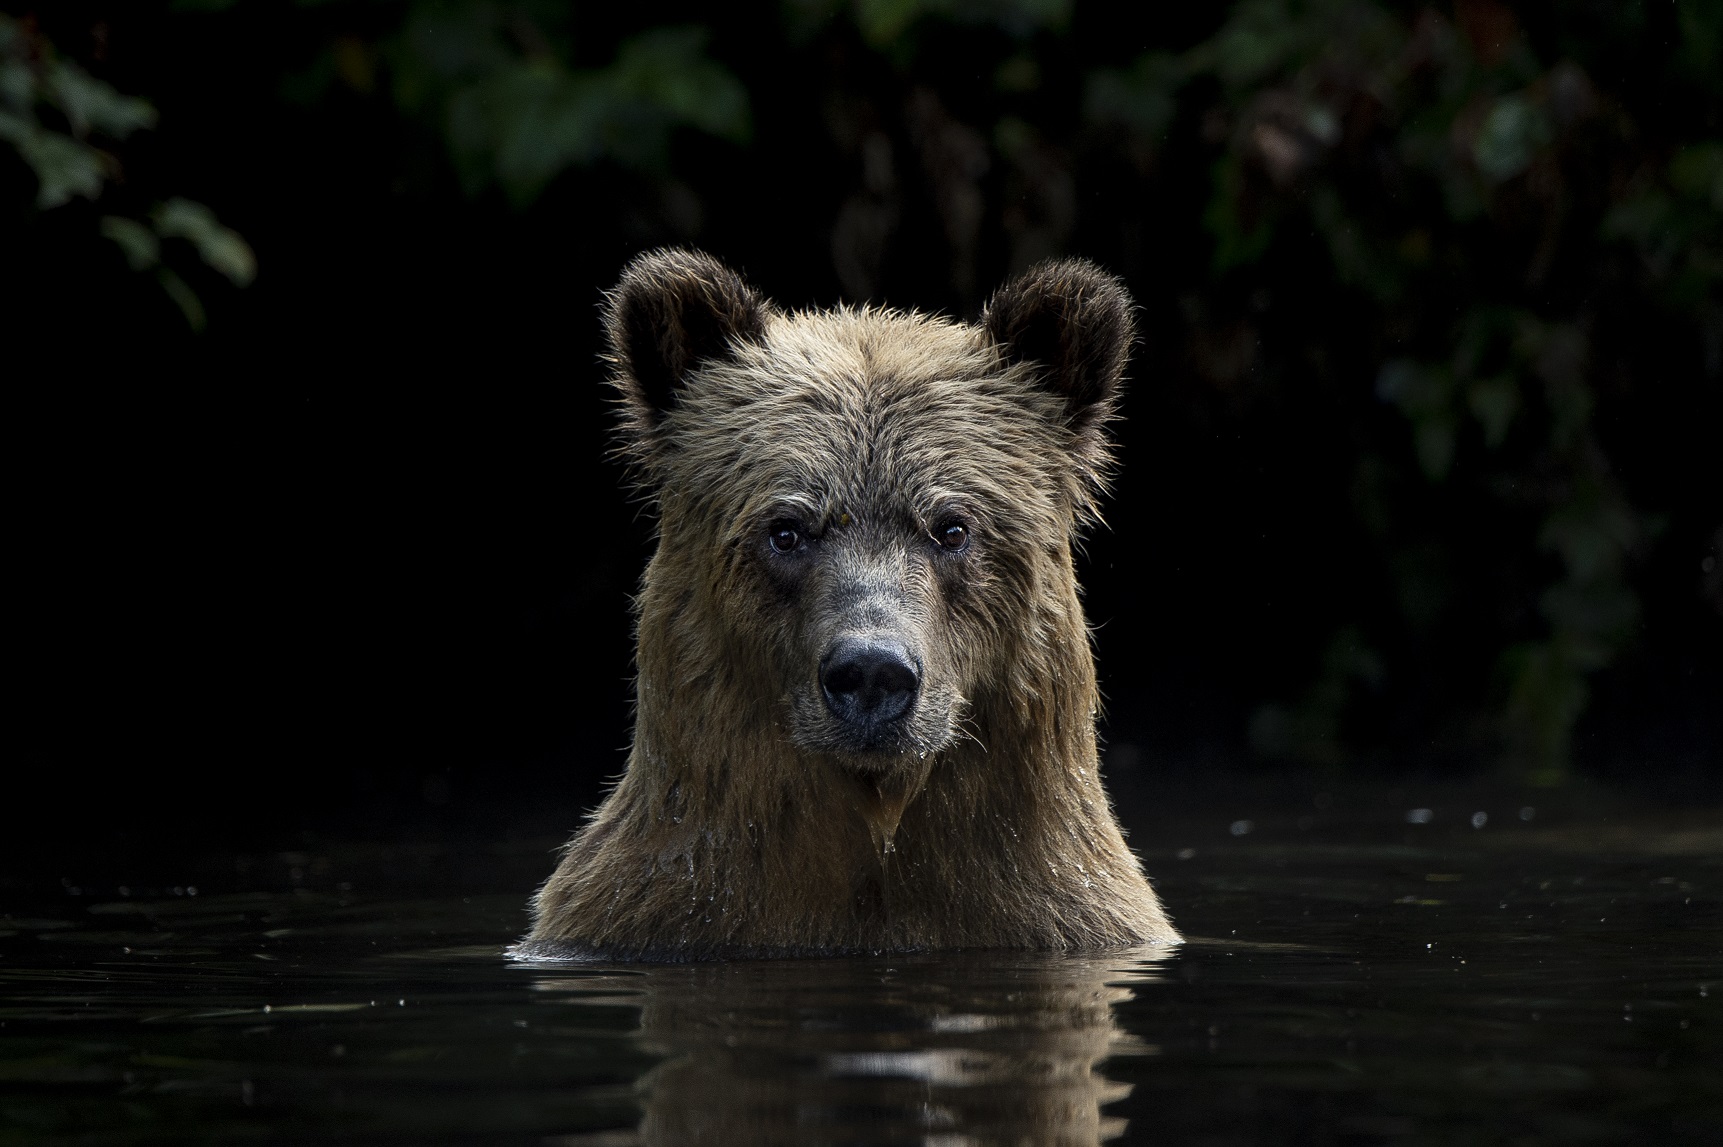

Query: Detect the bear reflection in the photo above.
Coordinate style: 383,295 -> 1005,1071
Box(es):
532,950 -> 1167,1146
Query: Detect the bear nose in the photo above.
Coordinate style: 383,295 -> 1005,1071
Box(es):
820,640 -> 920,728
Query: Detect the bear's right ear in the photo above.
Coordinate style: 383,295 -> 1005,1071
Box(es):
982,258 -> 1134,437
602,248 -> 771,430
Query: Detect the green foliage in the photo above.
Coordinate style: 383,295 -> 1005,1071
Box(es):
0,14 -> 253,330
12,2 -> 1715,778
268,1 -> 751,206
0,14 -> 155,208
392,6 -> 748,203
1095,0 -> 1719,780
1249,625 -> 1385,768
1085,52 -> 1179,141
1608,141 -> 1723,309
97,199 -> 256,330
786,0 -> 1070,49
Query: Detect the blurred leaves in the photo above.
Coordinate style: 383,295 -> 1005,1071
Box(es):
0,13 -> 155,208
1249,626 -> 1386,768
154,198 -> 257,287
786,0 -> 1071,49
351,3 -> 749,205
1,13 -> 252,329
97,200 -> 257,330
1091,0 -> 1720,779
1085,53 -> 1179,142
10,2 -> 1718,779
1471,94 -> 1549,182
1608,140 -> 1723,311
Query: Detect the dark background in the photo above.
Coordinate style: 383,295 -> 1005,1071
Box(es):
8,0 -> 1721,866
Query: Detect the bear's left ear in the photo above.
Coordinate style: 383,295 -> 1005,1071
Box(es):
603,248 -> 773,430
982,259 -> 1135,434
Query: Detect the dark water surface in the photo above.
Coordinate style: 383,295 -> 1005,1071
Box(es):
4,794 -> 1720,1144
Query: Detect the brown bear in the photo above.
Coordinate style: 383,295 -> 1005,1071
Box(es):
519,249 -> 1176,960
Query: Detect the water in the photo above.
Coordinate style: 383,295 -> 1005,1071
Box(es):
4,795 -> 1719,1144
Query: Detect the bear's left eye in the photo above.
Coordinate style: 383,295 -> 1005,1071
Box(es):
767,522 -> 804,554
934,521 -> 969,551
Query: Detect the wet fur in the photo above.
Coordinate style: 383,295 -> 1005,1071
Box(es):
521,250 -> 1176,960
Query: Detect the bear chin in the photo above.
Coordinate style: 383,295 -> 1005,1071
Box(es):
787,709 -> 958,760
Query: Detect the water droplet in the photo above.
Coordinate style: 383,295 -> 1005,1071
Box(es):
1230,819 -> 1254,836
1470,811 -> 1488,829
1406,808 -> 1434,824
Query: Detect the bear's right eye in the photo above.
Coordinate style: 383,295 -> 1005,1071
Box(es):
767,522 -> 803,554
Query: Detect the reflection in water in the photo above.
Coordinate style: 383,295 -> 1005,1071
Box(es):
531,951 -> 1171,1146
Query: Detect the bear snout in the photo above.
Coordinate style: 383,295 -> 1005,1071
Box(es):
819,638 -> 921,738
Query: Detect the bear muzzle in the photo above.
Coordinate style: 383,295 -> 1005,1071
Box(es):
819,637 -> 921,749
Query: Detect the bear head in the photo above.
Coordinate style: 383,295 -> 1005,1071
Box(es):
601,248 -> 1133,789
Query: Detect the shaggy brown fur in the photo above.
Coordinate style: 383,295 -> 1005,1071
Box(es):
520,249 -> 1177,960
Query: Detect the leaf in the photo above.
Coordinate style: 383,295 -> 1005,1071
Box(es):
1376,359 -> 1457,480
1500,641 -> 1589,784
853,0 -> 925,45
1466,375 -> 1519,447
157,267 -> 207,332
0,57 -> 34,109
1085,52 -> 1181,140
154,198 -> 257,286
1203,153 -> 1275,270
149,198 -> 255,284
46,61 -> 157,139
1472,94 -> 1550,182
1202,0 -> 1305,90
12,126 -> 108,208
1668,141 -> 1723,210
100,216 -> 161,271
1311,185 -> 1400,301
416,21 -> 750,205
612,28 -> 750,144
